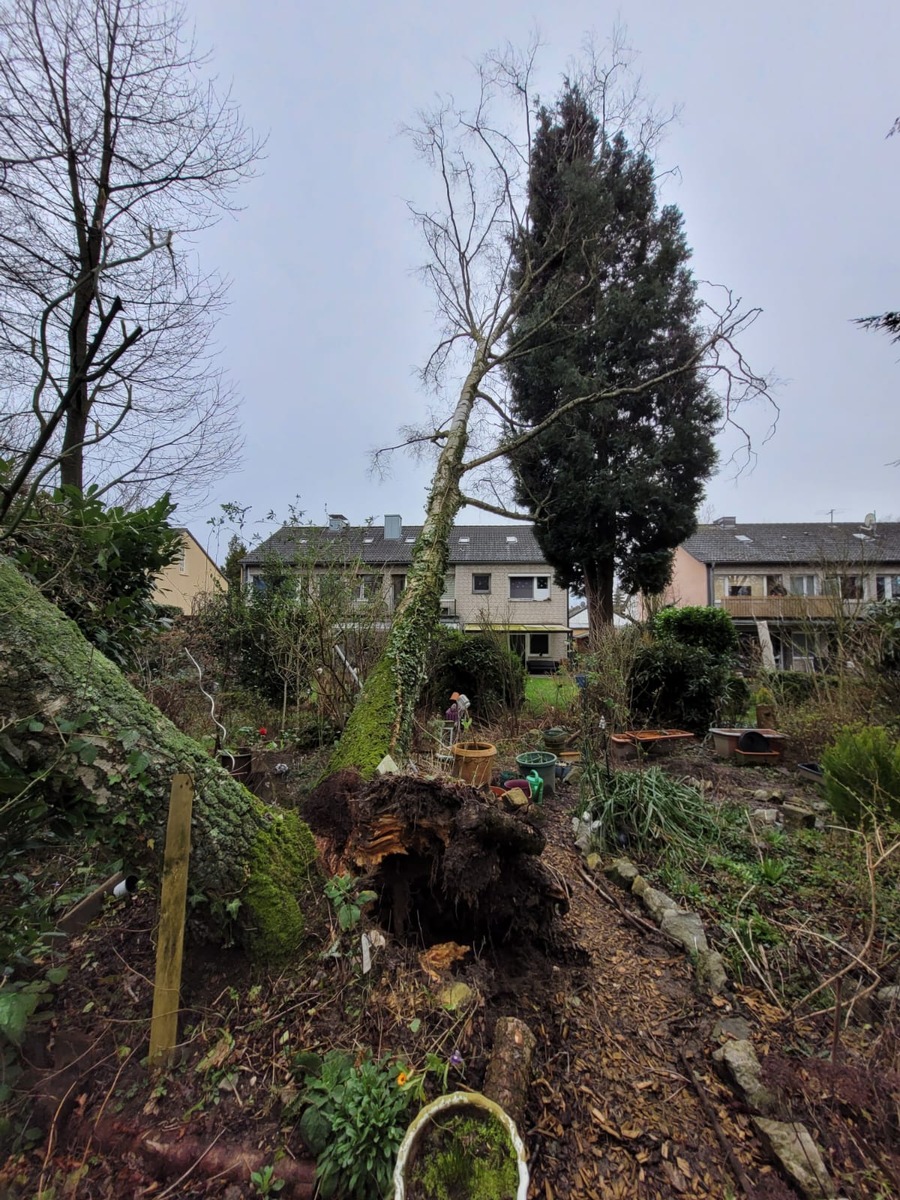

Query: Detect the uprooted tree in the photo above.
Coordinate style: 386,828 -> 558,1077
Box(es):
329,38 -> 772,780
0,553 -> 316,962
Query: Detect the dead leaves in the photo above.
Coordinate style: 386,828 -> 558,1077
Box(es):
417,940 -> 470,981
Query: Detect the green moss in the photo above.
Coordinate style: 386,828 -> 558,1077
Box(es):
326,654 -> 400,779
243,807 -> 318,963
412,1111 -> 519,1200
0,555 -> 320,964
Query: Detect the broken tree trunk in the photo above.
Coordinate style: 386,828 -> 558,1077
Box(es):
326,345 -> 489,779
483,1017 -> 537,1127
0,555 -> 316,962
304,772 -> 567,944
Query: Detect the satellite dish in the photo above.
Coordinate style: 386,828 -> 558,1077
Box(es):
864,512 -> 876,527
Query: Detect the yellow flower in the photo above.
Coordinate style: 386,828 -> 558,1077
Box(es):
397,1071 -> 408,1087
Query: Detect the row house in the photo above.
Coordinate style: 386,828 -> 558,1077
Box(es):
241,514 -> 570,673
662,517 -> 900,670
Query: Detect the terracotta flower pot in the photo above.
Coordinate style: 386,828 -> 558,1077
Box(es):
451,740 -> 497,788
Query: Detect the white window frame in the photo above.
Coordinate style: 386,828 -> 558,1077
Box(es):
788,574 -> 818,597
509,574 -> 551,601
876,574 -> 900,600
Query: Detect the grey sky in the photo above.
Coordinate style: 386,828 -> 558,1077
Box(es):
186,0 -> 899,556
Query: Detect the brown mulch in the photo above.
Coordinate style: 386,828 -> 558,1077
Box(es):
514,789 -> 782,1200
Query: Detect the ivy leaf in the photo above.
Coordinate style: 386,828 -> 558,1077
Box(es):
78,743 -> 99,765
0,989 -> 39,1045
127,751 -> 151,777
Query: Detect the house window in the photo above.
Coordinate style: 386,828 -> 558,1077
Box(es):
509,575 -> 551,600
825,575 -> 863,600
177,547 -> 187,575
530,633 -> 550,656
876,575 -> 900,600
472,573 -> 491,594
728,584 -> 751,597
354,574 -> 379,602
789,575 -> 817,596
766,575 -> 786,596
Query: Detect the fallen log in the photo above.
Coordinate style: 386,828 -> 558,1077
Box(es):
87,1118 -> 316,1198
483,1016 -> 537,1127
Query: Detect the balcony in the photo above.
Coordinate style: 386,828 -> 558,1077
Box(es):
719,596 -> 862,620
438,598 -> 457,620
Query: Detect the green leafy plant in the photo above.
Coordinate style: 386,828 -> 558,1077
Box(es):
756,857 -> 789,886
293,1050 -> 412,1199
250,1164 -> 285,1196
581,765 -> 719,864
6,487 -> 181,667
822,726 -> 900,825
323,874 -> 378,932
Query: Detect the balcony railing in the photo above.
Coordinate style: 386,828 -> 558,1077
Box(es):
719,596 -> 864,620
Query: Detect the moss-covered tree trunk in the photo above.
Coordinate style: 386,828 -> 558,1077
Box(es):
0,555 -> 316,962
327,344 -> 488,778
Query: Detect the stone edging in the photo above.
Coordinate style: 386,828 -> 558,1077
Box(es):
595,856 -> 841,1200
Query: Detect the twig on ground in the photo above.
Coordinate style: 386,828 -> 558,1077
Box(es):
678,1049 -> 755,1198
577,866 -> 684,949
156,1129 -> 225,1199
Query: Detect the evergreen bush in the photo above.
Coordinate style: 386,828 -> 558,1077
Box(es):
652,605 -> 738,657
821,726 -> 900,825
629,641 -> 733,733
421,630 -> 525,719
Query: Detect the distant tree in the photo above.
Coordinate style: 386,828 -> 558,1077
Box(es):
506,84 -> 718,635
0,0 -> 258,510
854,116 -> 899,349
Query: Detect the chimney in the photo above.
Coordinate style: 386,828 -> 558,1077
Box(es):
384,514 -> 402,541
328,513 -> 349,532
713,516 -> 737,527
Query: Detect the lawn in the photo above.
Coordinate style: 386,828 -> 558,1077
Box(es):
524,672 -> 579,716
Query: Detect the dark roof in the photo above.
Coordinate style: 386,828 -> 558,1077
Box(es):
683,522 -> 900,566
242,524 -> 548,567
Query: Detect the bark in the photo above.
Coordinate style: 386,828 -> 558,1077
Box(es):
0,555 -> 317,962
483,1016 -> 537,1127
326,344 -> 488,778
83,1119 -> 316,1198
584,559 -> 616,647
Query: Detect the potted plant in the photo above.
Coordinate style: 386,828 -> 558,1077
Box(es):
393,1090 -> 528,1200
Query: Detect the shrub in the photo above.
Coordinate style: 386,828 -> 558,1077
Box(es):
653,605 -> 738,657
629,641 -> 733,733
6,487 -> 181,666
821,726 -> 900,825
421,630 -> 525,719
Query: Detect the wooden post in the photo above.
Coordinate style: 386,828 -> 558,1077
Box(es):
149,774 -> 194,1068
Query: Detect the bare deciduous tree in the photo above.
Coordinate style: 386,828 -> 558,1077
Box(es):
331,36 -> 774,777
0,0 -> 259,507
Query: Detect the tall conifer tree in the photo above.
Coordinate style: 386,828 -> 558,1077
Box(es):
507,85 -> 719,633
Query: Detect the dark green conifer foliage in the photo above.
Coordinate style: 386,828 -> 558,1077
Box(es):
507,85 -> 719,632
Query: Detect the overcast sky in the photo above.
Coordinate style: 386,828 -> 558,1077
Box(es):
185,0 -> 899,556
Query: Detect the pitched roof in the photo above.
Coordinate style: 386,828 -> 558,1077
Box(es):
242,524 -> 549,567
683,522 -> 900,566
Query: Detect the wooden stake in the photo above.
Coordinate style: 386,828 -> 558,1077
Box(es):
149,774 -> 194,1068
